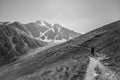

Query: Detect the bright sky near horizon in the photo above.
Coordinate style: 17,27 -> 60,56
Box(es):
0,0 -> 120,33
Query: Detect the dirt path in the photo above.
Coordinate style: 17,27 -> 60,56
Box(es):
85,57 -> 100,80
85,56 -> 119,80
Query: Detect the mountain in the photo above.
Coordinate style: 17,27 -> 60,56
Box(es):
1,20 -> 120,80
24,20 -> 80,42
0,22 -> 47,66
0,20 -> 80,67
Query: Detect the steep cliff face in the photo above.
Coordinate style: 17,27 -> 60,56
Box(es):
0,20 -> 120,80
0,22 -> 47,66
24,21 -> 80,42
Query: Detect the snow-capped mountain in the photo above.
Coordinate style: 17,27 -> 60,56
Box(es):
24,20 -> 80,42
1,20 -> 120,80
0,20 -> 80,66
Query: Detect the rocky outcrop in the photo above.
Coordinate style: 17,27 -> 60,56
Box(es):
0,22 -> 47,66
24,21 -> 80,42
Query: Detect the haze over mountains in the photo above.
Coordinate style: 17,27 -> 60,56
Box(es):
0,20 -> 120,80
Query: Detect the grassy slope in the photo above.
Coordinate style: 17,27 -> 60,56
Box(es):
0,20 -> 120,80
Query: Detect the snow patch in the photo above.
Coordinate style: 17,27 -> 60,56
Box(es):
35,21 -> 50,29
44,28 -> 52,33
54,34 -> 58,40
40,32 -> 45,37
53,39 -> 67,42
40,28 -> 54,36
68,35 -> 73,40
42,39 -> 53,42
40,21 -> 46,26
81,32 -> 84,34
58,27 -> 61,32
51,28 -> 55,32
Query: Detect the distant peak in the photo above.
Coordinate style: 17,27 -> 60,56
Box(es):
53,23 -> 62,28
35,20 -> 47,26
11,21 -> 23,26
35,20 -> 41,24
0,21 -> 16,25
13,21 -> 21,24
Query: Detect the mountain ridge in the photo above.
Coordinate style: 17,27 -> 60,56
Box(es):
24,20 -> 80,42
0,20 -> 80,67
0,20 -> 120,80
0,22 -> 48,66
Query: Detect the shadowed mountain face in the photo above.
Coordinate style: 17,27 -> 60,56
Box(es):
0,22 -> 47,66
24,20 -> 80,42
0,20 -> 120,80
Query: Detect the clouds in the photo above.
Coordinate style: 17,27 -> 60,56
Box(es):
0,0 -> 120,33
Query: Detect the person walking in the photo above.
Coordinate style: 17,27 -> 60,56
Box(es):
91,45 -> 95,57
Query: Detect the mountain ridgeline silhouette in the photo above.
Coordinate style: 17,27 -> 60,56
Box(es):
24,20 -> 80,42
0,20 -> 120,80
0,21 -> 80,67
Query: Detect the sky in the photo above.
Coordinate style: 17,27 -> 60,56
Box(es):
0,0 -> 120,33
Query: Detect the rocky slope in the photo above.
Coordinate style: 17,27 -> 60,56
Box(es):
0,22 -> 47,66
0,20 -> 120,80
24,20 -> 80,42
